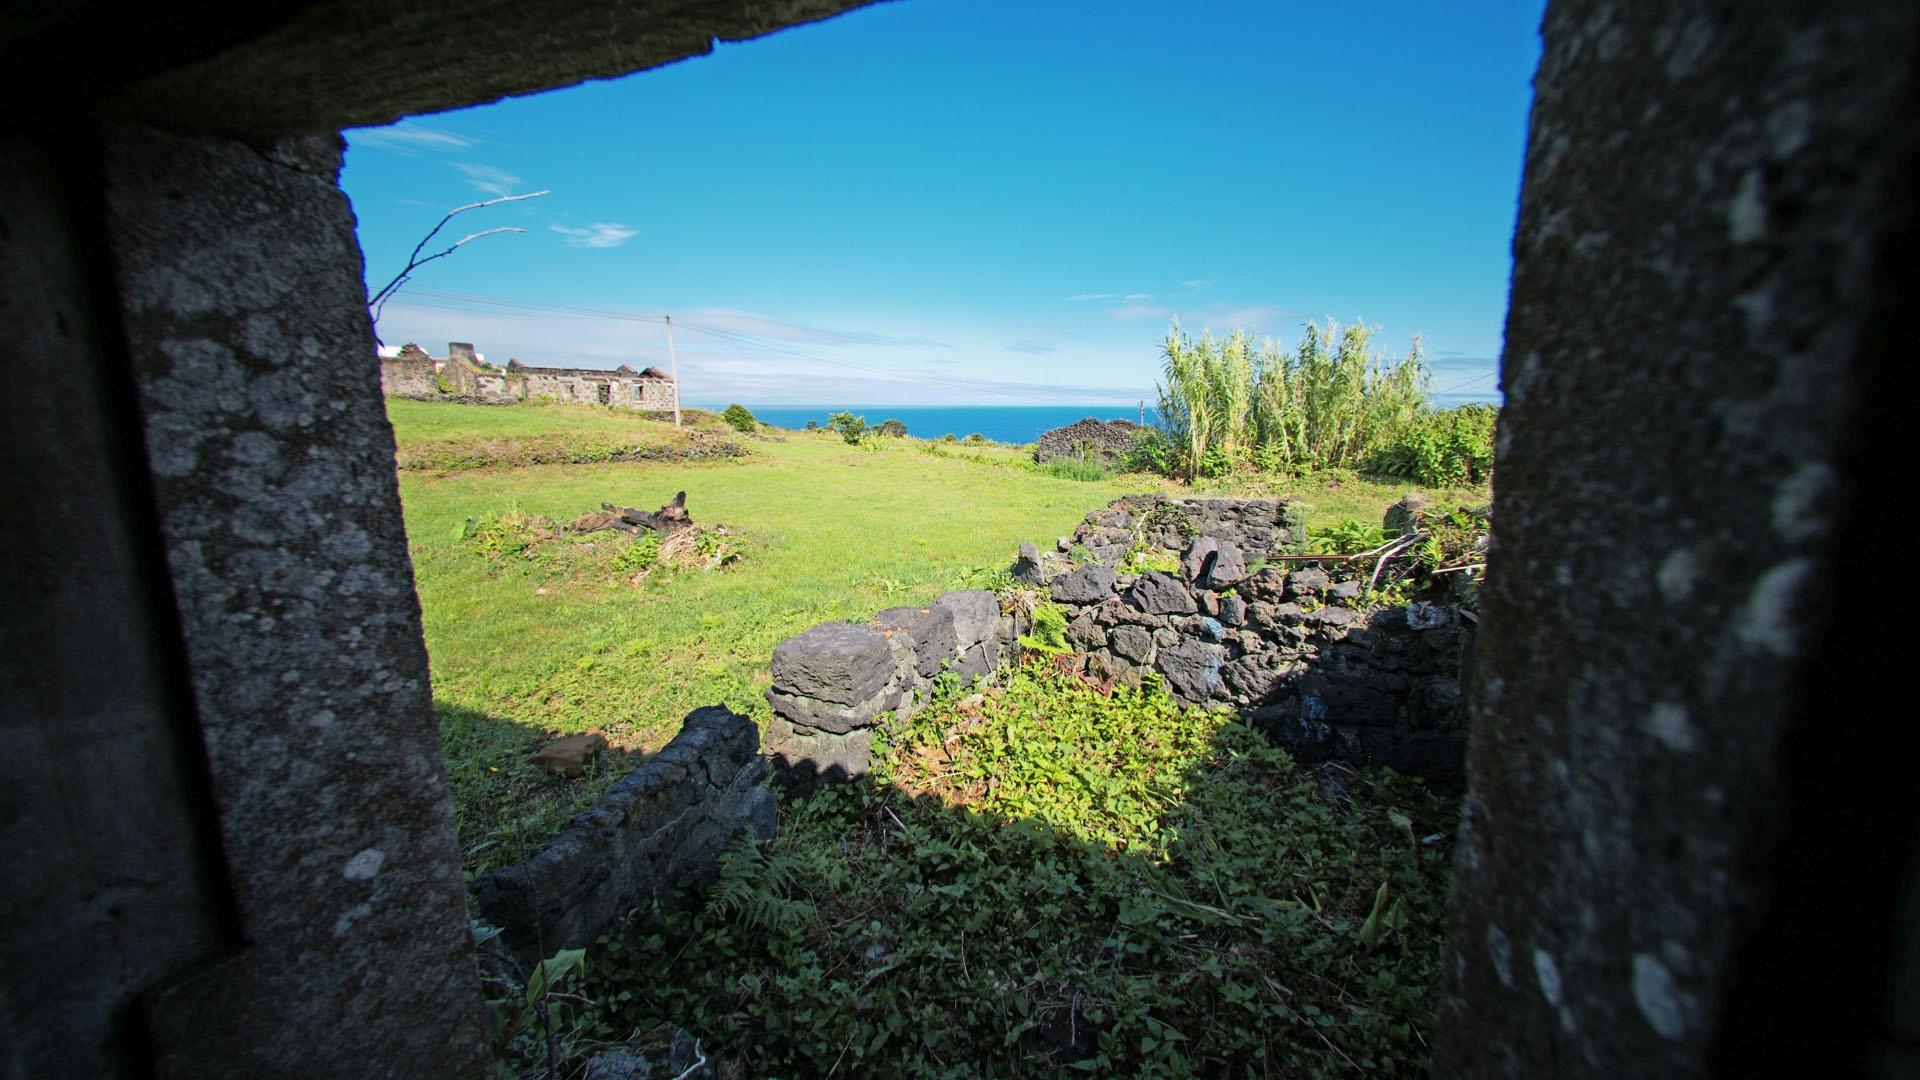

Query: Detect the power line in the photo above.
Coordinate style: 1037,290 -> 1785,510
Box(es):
1430,370 -> 1499,398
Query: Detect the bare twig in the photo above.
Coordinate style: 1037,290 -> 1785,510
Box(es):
1367,534 -> 1422,593
669,1040 -> 708,1080
366,190 -> 551,338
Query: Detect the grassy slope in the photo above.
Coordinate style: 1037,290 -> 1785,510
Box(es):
386,398 -> 724,445
388,401 -> 1485,870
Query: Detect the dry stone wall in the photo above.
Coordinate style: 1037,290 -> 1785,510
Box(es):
766,494 -> 1473,790
763,590 -> 1009,787
1032,417 -> 1140,465
469,706 -> 775,959
1044,496 -> 1472,787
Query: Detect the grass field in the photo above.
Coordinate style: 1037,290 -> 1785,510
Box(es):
387,400 -> 1485,872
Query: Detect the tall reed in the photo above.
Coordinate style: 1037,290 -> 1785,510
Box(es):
1154,319 -> 1428,477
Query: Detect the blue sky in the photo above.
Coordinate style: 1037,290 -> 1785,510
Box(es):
343,0 -> 1543,407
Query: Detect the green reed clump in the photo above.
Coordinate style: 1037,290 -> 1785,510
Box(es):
1153,319 -> 1432,479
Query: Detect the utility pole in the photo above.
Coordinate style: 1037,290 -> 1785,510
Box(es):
664,314 -> 683,428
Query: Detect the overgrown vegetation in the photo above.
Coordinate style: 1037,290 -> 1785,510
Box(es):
720,403 -> 758,433
1144,320 -> 1495,487
574,666 -> 1456,1077
1362,403 -> 1498,487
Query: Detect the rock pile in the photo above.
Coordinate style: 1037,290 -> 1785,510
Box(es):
1031,417 -> 1140,465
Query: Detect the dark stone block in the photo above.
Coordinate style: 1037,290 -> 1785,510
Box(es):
1220,595 -> 1248,626
873,604 -> 961,680
934,590 -> 1001,650
1012,541 -> 1046,585
1109,625 -> 1156,665
770,622 -> 896,706
1050,564 -> 1117,605
1155,640 -> 1226,702
1287,567 -> 1329,596
1127,571 -> 1196,615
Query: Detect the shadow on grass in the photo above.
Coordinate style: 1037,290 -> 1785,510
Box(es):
567,669 -> 1458,1078
436,701 -> 661,876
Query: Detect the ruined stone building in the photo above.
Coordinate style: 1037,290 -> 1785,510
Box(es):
378,339 -> 678,410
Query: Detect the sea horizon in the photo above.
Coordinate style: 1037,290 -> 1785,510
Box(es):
693,404 -> 1154,445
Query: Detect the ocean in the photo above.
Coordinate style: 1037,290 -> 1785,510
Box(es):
714,405 -> 1152,446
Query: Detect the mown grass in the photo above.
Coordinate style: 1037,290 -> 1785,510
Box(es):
389,401 -> 1486,873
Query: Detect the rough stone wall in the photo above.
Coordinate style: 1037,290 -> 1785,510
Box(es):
1433,2 -> 1920,1076
1033,417 -> 1139,464
379,346 -> 437,396
767,498 -> 1471,788
636,377 -> 678,411
470,707 -> 776,958
519,370 -> 676,410
99,124 -> 485,1078
0,137 -> 232,1079
1063,494 -> 1307,566
1045,498 -> 1471,787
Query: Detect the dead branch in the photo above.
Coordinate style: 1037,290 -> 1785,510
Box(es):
366,189 -> 551,338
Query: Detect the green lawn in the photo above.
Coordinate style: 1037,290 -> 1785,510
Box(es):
387,401 -> 1485,871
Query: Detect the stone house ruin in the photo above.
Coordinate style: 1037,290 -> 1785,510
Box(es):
4,1 -> 1913,1078
376,342 -> 436,396
381,339 -> 678,410
508,358 -> 677,408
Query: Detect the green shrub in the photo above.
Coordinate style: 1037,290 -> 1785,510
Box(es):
720,403 -> 758,433
828,411 -> 867,445
878,418 -> 908,438
963,432 -> 988,445
1125,427 -> 1174,474
1310,518 -> 1389,554
1363,403 -> 1497,487
804,419 -> 819,431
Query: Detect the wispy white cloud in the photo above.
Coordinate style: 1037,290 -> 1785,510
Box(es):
453,162 -> 523,196
1110,303 -> 1173,321
677,307 -> 949,349
1182,277 -> 1221,291
1067,292 -> 1120,303
1202,304 -> 1288,329
350,122 -> 475,153
1005,340 -> 1057,355
551,222 -> 640,249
